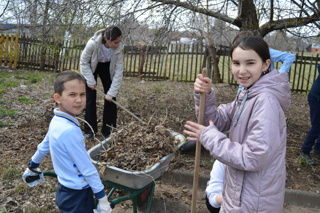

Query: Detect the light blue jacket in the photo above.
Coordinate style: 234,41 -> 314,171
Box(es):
31,109 -> 105,199
269,48 -> 296,73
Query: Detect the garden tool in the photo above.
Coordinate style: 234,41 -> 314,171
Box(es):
191,68 -> 207,213
95,87 -> 145,124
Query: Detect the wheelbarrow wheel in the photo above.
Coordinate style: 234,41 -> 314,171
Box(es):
137,186 -> 151,207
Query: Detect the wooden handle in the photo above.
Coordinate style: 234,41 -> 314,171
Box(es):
95,87 -> 146,124
191,68 -> 207,213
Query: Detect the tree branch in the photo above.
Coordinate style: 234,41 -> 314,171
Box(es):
0,0 -> 10,19
260,13 -> 320,36
151,0 -> 240,27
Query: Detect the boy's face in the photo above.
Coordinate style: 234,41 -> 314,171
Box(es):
54,79 -> 86,117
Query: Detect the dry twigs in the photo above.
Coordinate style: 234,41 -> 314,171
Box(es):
98,121 -> 180,171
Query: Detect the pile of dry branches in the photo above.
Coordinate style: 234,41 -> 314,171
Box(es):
98,121 -> 180,171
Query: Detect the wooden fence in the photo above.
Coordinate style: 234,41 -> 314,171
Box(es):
1,34 -> 319,94
0,34 -> 19,69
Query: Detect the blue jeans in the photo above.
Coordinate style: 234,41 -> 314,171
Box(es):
301,94 -> 320,153
56,183 -> 94,213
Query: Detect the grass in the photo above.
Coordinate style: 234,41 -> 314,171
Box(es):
0,106 -> 16,117
0,120 -> 9,127
0,71 -> 46,95
154,87 -> 162,93
1,166 -> 21,181
18,95 -> 33,104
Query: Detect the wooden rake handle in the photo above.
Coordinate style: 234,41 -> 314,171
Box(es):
191,68 -> 207,213
95,87 -> 146,124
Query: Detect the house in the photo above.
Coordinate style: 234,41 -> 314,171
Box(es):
0,23 -> 31,35
311,43 -> 320,53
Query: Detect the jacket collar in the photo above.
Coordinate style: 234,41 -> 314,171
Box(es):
53,108 -> 80,127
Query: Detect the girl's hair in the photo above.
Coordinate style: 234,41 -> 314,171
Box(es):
230,36 -> 270,63
54,70 -> 86,95
102,25 -> 122,44
232,30 -> 254,45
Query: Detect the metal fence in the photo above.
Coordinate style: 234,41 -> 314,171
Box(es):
1,34 -> 319,94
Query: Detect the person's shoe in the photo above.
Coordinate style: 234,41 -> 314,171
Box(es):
101,132 -> 109,138
298,152 -> 315,165
85,133 -> 94,140
312,149 -> 320,156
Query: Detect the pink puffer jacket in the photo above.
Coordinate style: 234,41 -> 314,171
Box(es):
196,69 -> 291,213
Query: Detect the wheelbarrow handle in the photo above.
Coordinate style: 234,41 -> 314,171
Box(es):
25,175 -> 40,183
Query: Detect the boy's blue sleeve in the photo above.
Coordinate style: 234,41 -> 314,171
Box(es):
63,128 -> 105,195
269,48 -> 296,73
31,133 -> 50,166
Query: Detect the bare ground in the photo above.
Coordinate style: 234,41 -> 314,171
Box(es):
0,68 -> 319,212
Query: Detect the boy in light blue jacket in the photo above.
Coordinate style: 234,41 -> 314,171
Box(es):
22,71 -> 112,213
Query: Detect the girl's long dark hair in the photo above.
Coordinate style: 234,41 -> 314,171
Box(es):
102,25 -> 122,44
230,36 -> 270,64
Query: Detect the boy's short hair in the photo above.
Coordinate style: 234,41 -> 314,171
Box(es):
54,70 -> 86,95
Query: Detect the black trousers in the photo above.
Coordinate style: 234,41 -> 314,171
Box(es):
206,196 -> 220,213
84,62 -> 117,136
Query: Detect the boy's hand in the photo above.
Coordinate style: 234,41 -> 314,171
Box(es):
94,195 -> 112,213
22,167 -> 45,187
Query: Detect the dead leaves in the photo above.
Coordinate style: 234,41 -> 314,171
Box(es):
98,121 -> 180,171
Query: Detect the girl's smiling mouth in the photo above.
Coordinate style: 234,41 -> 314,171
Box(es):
239,77 -> 250,82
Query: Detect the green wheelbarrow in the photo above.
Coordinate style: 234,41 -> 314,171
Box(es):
32,131 -> 185,212
39,171 -> 156,212
87,131 -> 186,212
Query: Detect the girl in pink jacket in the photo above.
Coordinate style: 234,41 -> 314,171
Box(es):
184,36 -> 291,212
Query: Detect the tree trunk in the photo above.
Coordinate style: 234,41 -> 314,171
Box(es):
207,44 -> 222,83
138,45 -> 145,80
239,0 -> 260,32
39,0 -> 50,71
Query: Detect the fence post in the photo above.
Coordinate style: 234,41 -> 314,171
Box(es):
4,35 -> 9,66
14,34 -> 19,69
0,34 -> 4,66
9,35 -> 15,68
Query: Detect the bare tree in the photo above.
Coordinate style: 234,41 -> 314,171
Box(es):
149,0 -> 320,37
137,0 -> 320,82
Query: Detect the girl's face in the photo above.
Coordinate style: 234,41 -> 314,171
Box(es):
232,47 -> 270,89
105,37 -> 121,49
54,79 -> 86,117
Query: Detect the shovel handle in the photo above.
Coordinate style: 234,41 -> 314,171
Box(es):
95,87 -> 146,124
191,68 -> 207,213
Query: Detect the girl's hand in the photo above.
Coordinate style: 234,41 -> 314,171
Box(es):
88,84 -> 96,90
105,94 -> 113,102
183,120 -> 214,141
194,74 -> 212,94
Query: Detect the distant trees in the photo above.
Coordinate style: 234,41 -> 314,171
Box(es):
1,0 -> 319,73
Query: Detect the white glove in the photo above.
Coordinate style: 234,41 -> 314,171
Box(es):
93,195 -> 112,213
22,167 -> 45,187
